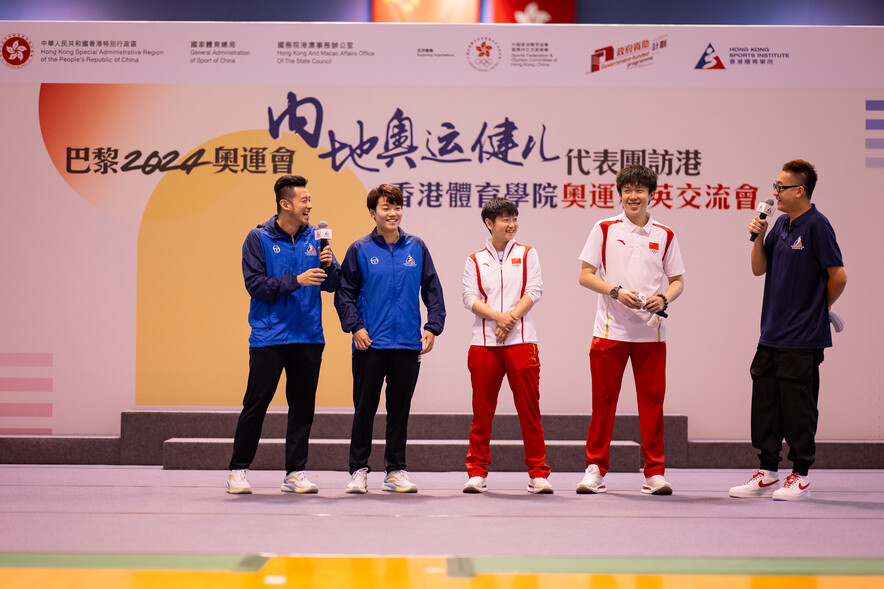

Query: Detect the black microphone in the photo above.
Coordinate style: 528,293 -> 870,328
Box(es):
315,220 -> 332,268
750,198 -> 775,242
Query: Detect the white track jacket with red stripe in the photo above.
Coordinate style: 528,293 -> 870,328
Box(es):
462,240 -> 542,347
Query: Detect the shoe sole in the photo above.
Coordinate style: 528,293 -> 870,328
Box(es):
528,487 -> 554,494
773,491 -> 811,501
642,484 -> 673,495
729,488 -> 776,498
463,486 -> 487,493
227,487 -> 252,494
345,487 -> 368,494
281,486 -> 318,494
382,485 -> 418,493
576,485 -> 606,494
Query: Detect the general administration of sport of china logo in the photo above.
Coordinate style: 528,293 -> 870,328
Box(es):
2,33 -> 34,69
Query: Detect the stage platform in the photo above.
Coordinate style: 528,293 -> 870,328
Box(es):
2,465 -> 883,588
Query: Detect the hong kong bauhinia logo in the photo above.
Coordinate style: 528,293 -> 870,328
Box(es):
467,37 -> 501,72
2,33 -> 34,69
695,43 -> 726,70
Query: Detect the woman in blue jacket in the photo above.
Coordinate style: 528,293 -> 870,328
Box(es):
334,184 -> 446,494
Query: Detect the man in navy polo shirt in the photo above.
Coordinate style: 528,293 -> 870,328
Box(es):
730,160 -> 847,501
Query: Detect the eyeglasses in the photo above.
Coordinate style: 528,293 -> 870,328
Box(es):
773,183 -> 802,194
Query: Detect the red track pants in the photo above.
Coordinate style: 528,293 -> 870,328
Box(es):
586,337 -> 667,477
466,344 -> 550,479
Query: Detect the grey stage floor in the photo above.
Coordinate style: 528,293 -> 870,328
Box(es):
2,465 -> 883,560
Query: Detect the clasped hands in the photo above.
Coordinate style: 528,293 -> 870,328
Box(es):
494,310 -> 519,344
615,289 -> 667,314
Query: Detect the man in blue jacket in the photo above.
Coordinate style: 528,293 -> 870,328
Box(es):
227,174 -> 340,495
334,184 -> 446,494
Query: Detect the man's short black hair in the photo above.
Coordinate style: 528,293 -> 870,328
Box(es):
366,184 -> 404,210
274,175 -> 307,213
616,164 -> 657,195
481,197 -> 519,232
782,159 -> 818,200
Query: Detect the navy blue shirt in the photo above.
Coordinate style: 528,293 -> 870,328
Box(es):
334,228 -> 446,351
759,205 -> 843,349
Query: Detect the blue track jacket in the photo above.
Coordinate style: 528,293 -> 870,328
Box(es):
334,228 -> 446,351
243,216 -> 340,348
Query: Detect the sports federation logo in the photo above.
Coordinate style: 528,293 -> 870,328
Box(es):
272,245 -> 281,254
2,33 -> 34,69
404,254 -> 417,267
370,256 -> 379,265
695,43 -> 726,70
467,37 -> 501,72
305,244 -> 317,256
649,242 -> 660,253
791,236 -> 804,250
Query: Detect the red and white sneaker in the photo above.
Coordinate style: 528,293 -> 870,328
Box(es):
772,472 -> 811,501
729,469 -> 779,498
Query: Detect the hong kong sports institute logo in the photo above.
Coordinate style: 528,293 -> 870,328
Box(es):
2,33 -> 34,69
467,37 -> 501,72
695,43 -> 726,70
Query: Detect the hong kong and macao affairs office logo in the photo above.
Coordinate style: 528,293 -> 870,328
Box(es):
467,36 -> 501,72
2,33 -> 34,69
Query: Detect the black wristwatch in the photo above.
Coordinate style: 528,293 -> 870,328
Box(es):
610,285 -> 622,300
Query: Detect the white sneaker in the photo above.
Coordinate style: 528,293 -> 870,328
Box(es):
345,468 -> 369,494
576,464 -> 606,494
641,474 -> 673,495
281,470 -> 318,494
383,470 -> 418,493
463,476 -> 488,493
772,472 -> 811,501
528,477 -> 554,494
729,469 -> 779,498
226,469 -> 252,494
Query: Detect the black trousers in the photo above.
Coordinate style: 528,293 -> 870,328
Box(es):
349,348 -> 421,474
750,345 -> 823,476
229,343 -> 324,473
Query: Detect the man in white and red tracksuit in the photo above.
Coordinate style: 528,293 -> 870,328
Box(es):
577,164 -> 685,496
462,197 -> 553,495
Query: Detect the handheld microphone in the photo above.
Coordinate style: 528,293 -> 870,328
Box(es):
315,220 -> 332,250
750,199 -> 775,242
315,220 -> 333,267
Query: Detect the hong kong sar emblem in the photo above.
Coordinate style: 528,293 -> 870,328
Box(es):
2,33 -> 34,69
467,37 -> 501,72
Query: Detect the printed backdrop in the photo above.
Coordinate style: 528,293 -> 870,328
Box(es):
0,22 -> 881,439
